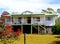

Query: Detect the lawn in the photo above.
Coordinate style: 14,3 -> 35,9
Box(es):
6,34 -> 60,44
15,34 -> 60,44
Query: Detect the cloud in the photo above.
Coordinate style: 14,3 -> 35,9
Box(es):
0,0 -> 60,14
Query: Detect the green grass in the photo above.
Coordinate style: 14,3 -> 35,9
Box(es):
2,34 -> 60,44
13,34 -> 60,44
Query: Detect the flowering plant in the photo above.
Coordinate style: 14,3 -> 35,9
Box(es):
0,25 -> 21,44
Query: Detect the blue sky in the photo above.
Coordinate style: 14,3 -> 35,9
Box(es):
49,0 -> 60,4
0,0 -> 60,15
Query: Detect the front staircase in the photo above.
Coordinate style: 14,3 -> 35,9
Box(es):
32,25 -> 46,34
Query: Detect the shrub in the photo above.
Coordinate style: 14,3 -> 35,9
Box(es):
52,24 -> 60,34
0,24 -> 21,44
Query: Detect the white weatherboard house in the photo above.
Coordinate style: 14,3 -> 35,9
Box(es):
4,11 -> 57,34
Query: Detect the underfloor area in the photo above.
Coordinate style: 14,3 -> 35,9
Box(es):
12,25 -> 46,34
23,25 -> 31,34
32,25 -> 38,34
12,25 -> 21,32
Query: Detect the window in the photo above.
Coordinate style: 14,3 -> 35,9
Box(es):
46,17 -> 51,20
36,17 -> 40,22
18,17 -> 22,23
6,19 -> 10,22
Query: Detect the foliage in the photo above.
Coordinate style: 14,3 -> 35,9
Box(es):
47,8 -> 54,11
52,24 -> 60,34
1,11 -> 9,16
55,17 -> 60,24
41,8 -> 56,14
57,8 -> 60,13
0,24 -> 21,44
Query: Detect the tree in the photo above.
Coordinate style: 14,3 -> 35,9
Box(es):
55,17 -> 60,24
55,8 -> 60,24
1,11 -> 10,22
41,8 -> 55,14
1,11 -> 9,16
57,8 -> 60,13
41,9 -> 48,13
47,8 -> 54,11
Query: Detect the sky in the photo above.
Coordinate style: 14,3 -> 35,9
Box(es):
0,0 -> 60,15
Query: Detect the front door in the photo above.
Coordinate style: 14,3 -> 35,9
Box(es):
27,17 -> 31,24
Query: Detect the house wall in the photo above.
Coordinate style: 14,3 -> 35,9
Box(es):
4,15 -> 57,34
5,18 -> 12,25
5,15 -> 56,26
31,17 -> 44,25
22,17 -> 28,24
11,16 -> 45,25
45,16 -> 55,26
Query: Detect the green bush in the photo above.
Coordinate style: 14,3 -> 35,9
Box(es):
52,24 -> 60,34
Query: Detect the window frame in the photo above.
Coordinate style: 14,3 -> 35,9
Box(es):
46,17 -> 52,21
6,19 -> 10,22
36,17 -> 40,22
